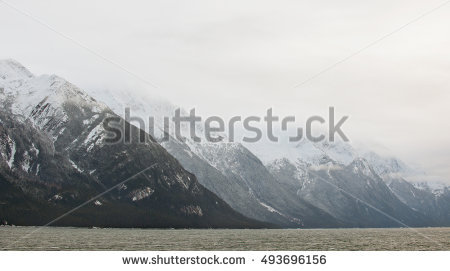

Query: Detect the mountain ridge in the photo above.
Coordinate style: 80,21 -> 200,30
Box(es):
2,59 -> 449,228
0,59 -> 271,229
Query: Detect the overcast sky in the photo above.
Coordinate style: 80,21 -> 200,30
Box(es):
1,0 -> 449,180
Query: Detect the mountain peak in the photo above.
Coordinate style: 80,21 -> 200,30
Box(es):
350,157 -> 377,177
0,59 -> 34,80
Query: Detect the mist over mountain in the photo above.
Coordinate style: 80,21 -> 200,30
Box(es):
86,79 -> 450,228
1,59 -> 449,228
0,59 -> 268,228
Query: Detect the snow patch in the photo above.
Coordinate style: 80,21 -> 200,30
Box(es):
50,194 -> 63,201
7,139 -> 16,168
131,187 -> 154,201
69,159 -> 83,173
84,124 -> 106,151
21,151 -> 31,172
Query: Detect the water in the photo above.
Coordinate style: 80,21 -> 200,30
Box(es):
0,227 -> 449,250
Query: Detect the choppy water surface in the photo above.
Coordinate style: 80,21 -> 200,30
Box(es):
0,227 -> 449,250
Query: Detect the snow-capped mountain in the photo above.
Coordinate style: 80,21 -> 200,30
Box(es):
267,156 -> 434,227
247,136 -> 447,191
0,59 -> 267,228
259,138 -> 450,226
245,137 -> 407,175
86,82 -> 449,227
85,88 -> 339,227
2,59 -> 448,228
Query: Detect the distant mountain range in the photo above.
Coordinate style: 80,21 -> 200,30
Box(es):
1,59 -> 449,228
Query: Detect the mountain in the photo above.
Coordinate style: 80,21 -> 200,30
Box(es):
385,175 -> 450,225
260,140 -> 449,227
86,90 -> 343,227
267,157 -> 431,227
88,88 -> 449,228
0,59 -> 270,228
3,59 -> 448,229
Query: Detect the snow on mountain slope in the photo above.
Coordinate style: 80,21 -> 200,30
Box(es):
0,59 -> 33,80
85,88 -> 343,227
244,134 -> 447,191
85,84 -> 450,227
246,137 -> 387,171
87,88 -> 210,141
0,59 -> 268,229
7,58 -> 446,227
267,155 -> 435,227
0,59 -> 107,141
85,85 -> 428,188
